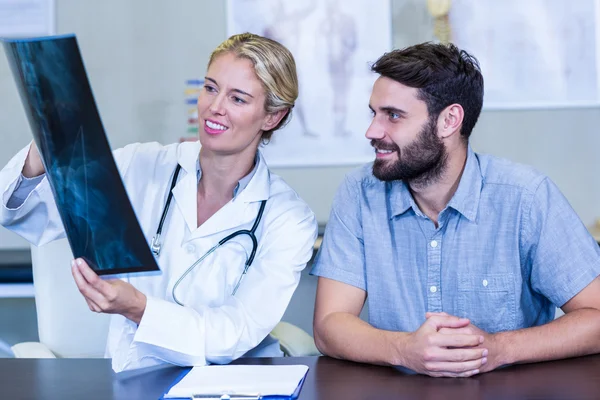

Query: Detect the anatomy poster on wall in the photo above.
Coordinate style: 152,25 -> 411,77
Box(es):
227,0 -> 392,167
448,0 -> 599,109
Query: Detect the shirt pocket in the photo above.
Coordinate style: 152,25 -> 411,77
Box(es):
457,273 -> 516,333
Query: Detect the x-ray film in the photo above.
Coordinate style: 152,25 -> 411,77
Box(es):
2,35 -> 160,275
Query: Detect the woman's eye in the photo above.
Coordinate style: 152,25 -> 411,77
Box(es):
233,96 -> 246,104
204,85 -> 216,93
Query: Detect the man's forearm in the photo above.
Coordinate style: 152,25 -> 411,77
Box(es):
314,312 -> 409,366
497,308 -> 600,365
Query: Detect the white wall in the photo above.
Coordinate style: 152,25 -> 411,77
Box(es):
1,0 -> 598,250
390,0 -> 600,227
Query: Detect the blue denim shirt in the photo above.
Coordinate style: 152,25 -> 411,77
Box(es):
311,147 -> 600,333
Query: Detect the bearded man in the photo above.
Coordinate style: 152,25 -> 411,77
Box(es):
311,43 -> 600,378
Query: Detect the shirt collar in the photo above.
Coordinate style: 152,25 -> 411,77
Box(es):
195,153 -> 259,199
388,145 -> 482,222
446,145 -> 482,222
388,179 -> 419,218
175,141 -> 269,203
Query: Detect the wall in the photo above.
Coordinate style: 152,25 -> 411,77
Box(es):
0,0 -> 594,346
1,0 -> 598,247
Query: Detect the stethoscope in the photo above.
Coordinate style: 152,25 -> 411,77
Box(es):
151,164 -> 267,304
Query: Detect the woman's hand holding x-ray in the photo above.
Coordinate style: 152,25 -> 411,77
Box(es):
71,258 -> 147,324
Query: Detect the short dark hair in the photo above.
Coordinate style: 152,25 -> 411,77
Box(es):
371,42 -> 484,140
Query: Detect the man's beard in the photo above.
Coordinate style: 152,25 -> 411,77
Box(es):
372,116 -> 448,186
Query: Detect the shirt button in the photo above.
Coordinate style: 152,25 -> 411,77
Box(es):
430,286 -> 437,293
186,244 -> 195,254
482,279 -> 489,287
430,240 -> 438,248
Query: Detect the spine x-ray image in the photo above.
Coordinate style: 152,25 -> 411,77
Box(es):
2,35 -> 159,275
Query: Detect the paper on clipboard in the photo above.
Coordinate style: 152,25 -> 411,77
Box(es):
164,365 -> 309,399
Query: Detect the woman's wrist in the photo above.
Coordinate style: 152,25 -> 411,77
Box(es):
126,292 -> 147,325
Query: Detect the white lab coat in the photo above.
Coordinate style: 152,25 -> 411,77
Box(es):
0,141 -> 317,372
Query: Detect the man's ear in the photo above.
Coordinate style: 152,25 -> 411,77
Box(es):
438,104 -> 464,139
261,109 -> 288,132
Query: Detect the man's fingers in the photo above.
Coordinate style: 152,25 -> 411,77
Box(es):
425,315 -> 470,331
432,347 -> 488,363
432,333 -> 484,348
425,312 -> 448,319
423,344 -> 487,363
430,369 -> 481,378
439,327 -> 475,335
454,369 -> 480,378
424,357 -> 487,374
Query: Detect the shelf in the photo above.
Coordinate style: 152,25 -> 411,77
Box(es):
0,283 -> 34,298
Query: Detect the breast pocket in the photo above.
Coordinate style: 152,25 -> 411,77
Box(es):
457,273 -> 516,333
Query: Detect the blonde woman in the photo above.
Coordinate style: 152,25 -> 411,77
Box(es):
0,33 -> 317,372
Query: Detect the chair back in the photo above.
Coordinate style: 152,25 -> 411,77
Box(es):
31,239 -> 110,358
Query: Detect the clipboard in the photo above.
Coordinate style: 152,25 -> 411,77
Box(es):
160,366 -> 308,400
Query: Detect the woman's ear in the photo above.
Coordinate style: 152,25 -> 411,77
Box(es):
261,109 -> 288,132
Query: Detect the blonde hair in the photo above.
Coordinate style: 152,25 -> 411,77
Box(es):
208,33 -> 298,141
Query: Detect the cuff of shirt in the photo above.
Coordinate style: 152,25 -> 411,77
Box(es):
310,263 -> 366,291
132,295 -> 207,364
2,144 -> 27,207
2,141 -> 46,210
553,266 -> 600,307
134,295 -> 173,345
6,174 -> 46,209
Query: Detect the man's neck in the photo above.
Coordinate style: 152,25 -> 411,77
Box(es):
409,144 -> 468,227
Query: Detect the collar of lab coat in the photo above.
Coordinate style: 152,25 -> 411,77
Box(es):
172,141 -> 271,235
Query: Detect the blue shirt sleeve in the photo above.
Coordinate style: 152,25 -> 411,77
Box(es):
524,177 -> 600,307
6,173 -> 45,209
310,173 -> 367,291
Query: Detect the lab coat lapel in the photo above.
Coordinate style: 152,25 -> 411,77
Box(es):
172,141 -> 200,234
193,199 -> 249,239
172,171 -> 198,234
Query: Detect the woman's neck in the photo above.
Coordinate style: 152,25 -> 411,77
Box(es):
197,148 -> 256,200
